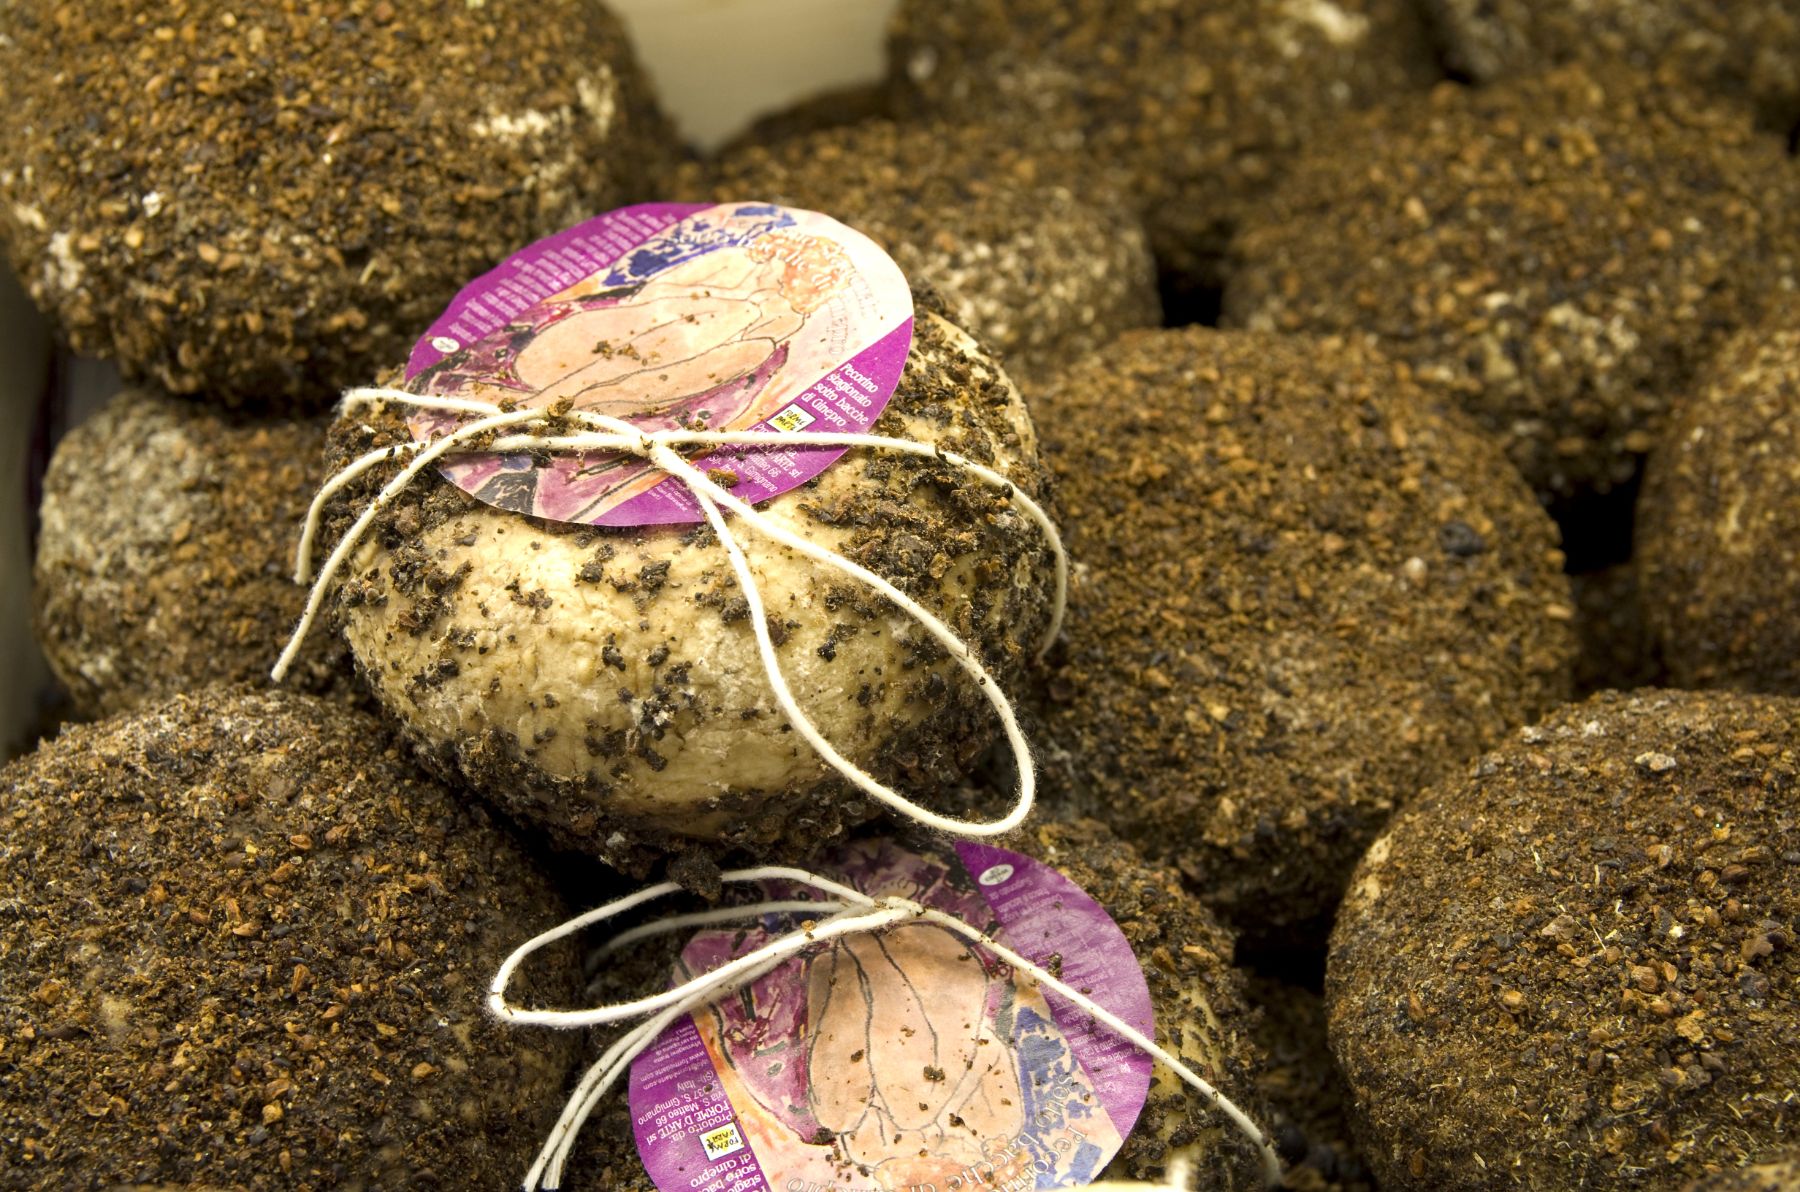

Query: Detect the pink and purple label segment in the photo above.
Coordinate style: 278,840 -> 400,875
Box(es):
403,202 -> 915,528
626,840 -> 1156,1192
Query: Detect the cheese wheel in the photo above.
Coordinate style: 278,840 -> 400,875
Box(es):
0,0 -> 674,407
323,290 -> 1054,872
1226,65 -> 1797,499
1331,690 -> 1800,1190
1036,327 -> 1574,943
0,686 -> 581,1187
561,819 -> 1272,1191
35,389 -> 350,716
1639,298 -> 1800,695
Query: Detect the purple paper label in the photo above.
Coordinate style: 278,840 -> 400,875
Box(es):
627,839 -> 1156,1191
403,202 -> 914,528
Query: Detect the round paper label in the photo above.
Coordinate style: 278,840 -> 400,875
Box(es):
626,839 -> 1156,1192
403,202 -> 915,528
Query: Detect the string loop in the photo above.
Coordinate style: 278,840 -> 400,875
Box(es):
490,868 -> 1282,1190
275,386 -> 1068,838
281,390 -> 1280,1190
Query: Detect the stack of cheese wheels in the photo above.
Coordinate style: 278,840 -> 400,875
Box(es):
885,0 -> 1438,293
320,287 -> 1056,873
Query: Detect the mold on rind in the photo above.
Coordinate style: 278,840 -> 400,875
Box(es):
34,389 -> 353,718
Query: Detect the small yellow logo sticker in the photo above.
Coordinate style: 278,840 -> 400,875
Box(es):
700,1121 -> 745,1161
767,404 -> 817,434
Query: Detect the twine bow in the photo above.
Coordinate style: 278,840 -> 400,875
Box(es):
274,387 -> 1067,838
489,867 -> 1283,1190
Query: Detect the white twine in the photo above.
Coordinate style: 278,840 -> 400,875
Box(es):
273,387 -> 1068,838
489,868 -> 1284,1191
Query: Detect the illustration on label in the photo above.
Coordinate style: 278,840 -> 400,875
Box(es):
404,202 -> 915,528
627,839 -> 1156,1192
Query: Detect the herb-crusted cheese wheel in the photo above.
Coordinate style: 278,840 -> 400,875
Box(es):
1639,299 -> 1800,695
0,0 -> 673,407
1038,328 -> 1575,942
0,687 -> 581,1187
563,820 -> 1272,1191
323,292 -> 1053,872
684,119 -> 1160,389
886,0 -> 1437,293
1226,66 -> 1798,499
1330,690 -> 1800,1190
34,389 -> 350,717
1424,0 -> 1800,131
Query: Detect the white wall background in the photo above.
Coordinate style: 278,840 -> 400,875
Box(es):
613,0 -> 899,150
0,0 -> 901,754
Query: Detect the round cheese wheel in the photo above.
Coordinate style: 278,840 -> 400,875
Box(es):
322,290 -> 1055,873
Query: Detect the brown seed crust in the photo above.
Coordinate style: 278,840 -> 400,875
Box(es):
33,389 -> 352,718
1639,299 -> 1800,696
1423,0 -> 1800,131
682,119 -> 1160,389
885,0 -> 1438,290
320,289 -> 1053,874
0,686 -> 582,1189
0,0 -> 674,408
1036,328 -> 1574,939
1330,690 -> 1800,1190
1683,1156 -> 1800,1191
1226,66 -> 1798,499
716,84 -> 896,156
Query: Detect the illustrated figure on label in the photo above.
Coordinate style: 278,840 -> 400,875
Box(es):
410,204 -> 875,524
676,844 -> 1123,1190
804,922 -> 1028,1186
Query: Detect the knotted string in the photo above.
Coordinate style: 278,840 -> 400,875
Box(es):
273,386 -> 1068,838
489,868 -> 1284,1190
